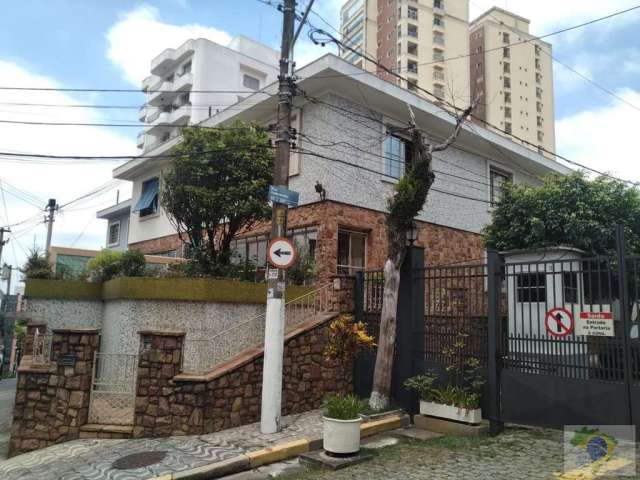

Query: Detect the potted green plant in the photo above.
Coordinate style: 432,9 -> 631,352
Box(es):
404,333 -> 484,425
322,394 -> 366,456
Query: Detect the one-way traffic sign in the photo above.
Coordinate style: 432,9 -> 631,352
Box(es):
267,237 -> 297,269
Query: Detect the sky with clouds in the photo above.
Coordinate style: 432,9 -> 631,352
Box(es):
0,0 -> 639,291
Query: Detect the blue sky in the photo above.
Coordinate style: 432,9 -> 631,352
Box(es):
0,0 -> 639,291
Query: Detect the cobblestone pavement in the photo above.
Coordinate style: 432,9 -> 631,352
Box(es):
0,409 -> 323,480
0,378 -> 17,461
282,428 -> 640,480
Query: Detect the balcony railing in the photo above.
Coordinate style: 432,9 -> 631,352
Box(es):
433,52 -> 445,62
433,70 -> 445,81
433,35 -> 445,46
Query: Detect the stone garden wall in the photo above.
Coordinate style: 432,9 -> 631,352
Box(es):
133,315 -> 350,437
9,329 -> 100,457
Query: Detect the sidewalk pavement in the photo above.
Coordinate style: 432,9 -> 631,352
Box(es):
0,378 -> 17,460
0,409 -> 405,480
0,409 -> 326,480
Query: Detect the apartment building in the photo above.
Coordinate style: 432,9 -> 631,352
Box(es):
340,0 -> 471,106
138,36 -> 279,154
470,7 -> 556,156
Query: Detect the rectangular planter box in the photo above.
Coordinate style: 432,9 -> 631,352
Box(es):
419,401 -> 482,425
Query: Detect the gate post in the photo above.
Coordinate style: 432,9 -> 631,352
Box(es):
354,271 -> 364,322
615,224 -> 635,426
487,250 -> 505,435
394,246 -> 425,414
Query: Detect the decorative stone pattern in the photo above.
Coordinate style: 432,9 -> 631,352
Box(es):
133,317 -> 350,438
24,299 -> 103,330
101,299 -> 265,370
23,322 -> 47,355
9,329 -> 100,457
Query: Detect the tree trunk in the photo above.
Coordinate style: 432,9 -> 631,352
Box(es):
369,255 -> 402,410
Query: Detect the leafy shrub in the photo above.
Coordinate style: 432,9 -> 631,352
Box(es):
287,247 -> 318,286
323,394 -> 366,420
403,374 -> 438,402
85,249 -> 147,282
119,250 -> 146,277
20,248 -> 53,279
324,314 -> 375,363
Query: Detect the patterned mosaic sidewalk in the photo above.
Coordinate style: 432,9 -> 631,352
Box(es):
0,409 -> 324,480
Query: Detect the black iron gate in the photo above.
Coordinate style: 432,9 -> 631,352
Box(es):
354,226 -> 639,429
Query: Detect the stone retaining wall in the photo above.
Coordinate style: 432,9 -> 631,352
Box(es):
133,315 -> 350,437
9,329 -> 100,457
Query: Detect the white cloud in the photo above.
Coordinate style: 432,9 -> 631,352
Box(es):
106,4 -> 232,86
0,60 -> 137,290
556,88 -> 640,182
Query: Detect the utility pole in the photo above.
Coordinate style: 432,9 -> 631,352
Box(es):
0,227 -> 9,268
2,264 -> 12,297
260,0 -> 306,435
44,198 -> 58,253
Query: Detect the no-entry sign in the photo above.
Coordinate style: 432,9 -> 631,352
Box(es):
267,237 -> 297,269
576,312 -> 614,337
545,307 -> 574,337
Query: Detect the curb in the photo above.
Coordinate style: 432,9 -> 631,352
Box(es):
150,414 -> 407,479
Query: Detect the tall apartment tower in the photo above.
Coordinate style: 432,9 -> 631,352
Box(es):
138,36 -> 278,153
470,8 -> 556,156
340,0 -> 471,107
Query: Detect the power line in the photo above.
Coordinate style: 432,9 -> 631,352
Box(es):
0,86 -> 276,94
0,118 -> 272,129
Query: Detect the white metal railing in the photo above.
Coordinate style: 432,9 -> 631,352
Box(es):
183,282 -> 335,374
88,352 -> 138,425
433,70 -> 445,81
32,330 -> 52,365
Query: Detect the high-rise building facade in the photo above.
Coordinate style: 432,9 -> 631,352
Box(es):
340,0 -> 471,107
470,8 -> 555,155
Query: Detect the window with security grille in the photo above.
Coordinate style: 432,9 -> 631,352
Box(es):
517,272 -> 546,303
490,167 -> 512,206
108,222 -> 120,246
242,74 -> 260,90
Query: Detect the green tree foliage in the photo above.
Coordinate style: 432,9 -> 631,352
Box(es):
483,172 -> 640,255
86,249 -> 146,282
20,248 -> 53,279
161,122 -> 273,274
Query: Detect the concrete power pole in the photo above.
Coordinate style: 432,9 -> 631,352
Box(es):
260,0 -> 300,435
0,227 -> 9,269
44,198 -> 58,253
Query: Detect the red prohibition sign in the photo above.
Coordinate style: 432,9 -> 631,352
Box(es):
545,307 -> 574,337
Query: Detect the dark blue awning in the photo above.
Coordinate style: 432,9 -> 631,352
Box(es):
133,178 -> 159,212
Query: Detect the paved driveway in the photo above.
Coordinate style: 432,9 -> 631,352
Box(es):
0,378 -> 17,460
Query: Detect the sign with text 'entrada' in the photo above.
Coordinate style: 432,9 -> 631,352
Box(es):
576,312 -> 614,337
268,185 -> 299,208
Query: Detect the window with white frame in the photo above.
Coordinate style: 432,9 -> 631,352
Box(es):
489,167 -> 513,206
337,229 -> 366,274
134,177 -> 159,218
384,135 -> 411,178
108,221 -> 120,246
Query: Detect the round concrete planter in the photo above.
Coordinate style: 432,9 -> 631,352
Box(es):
323,416 -> 362,456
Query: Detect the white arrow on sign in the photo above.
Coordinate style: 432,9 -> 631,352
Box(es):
267,237 -> 297,269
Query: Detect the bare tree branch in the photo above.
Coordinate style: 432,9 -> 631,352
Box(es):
432,103 -> 475,152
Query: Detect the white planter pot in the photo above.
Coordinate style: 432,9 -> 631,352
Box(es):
323,416 -> 362,455
419,401 -> 482,424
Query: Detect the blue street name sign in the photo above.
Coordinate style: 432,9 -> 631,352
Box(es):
268,185 -> 299,208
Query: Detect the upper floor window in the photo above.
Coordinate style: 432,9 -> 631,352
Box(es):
408,6 -> 418,19
503,47 -> 510,59
243,74 -> 260,90
338,229 -> 366,275
433,14 -> 444,26
502,32 -> 510,44
134,177 -> 160,218
434,0 -> 443,9
490,167 -> 512,206
408,24 -> 418,37
108,221 -> 120,246
517,272 -> 546,303
384,135 -> 411,178
181,61 -> 192,76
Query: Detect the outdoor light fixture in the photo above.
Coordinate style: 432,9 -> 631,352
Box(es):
407,221 -> 419,246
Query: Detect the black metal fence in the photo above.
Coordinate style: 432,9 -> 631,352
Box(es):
354,227 -> 639,429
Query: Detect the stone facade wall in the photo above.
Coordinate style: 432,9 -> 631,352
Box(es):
24,299 -> 103,331
128,201 -> 485,283
133,316 -> 350,437
128,233 -> 182,256
9,329 -> 100,457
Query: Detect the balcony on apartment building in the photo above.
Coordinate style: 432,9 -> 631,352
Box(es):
150,41 -> 195,76
433,0 -> 445,14
148,72 -> 193,106
138,105 -> 147,122
137,131 -> 145,149
433,51 -> 445,63
433,15 -> 445,31
433,69 -> 445,82
433,34 -> 445,47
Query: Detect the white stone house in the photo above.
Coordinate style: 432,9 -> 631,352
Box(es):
110,52 -> 571,275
